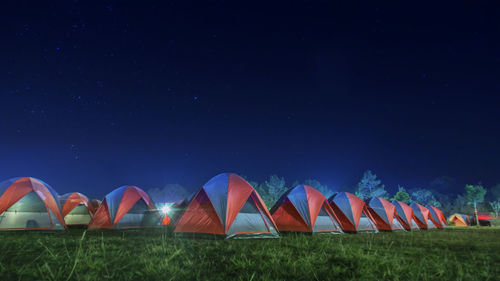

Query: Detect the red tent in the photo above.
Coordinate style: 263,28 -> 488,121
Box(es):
60,192 -> 93,226
88,185 -> 161,229
367,197 -> 405,231
174,173 -> 278,238
328,192 -> 378,233
410,203 -> 437,229
392,201 -> 419,230
270,185 -> 342,234
0,177 -> 66,230
426,205 -> 446,228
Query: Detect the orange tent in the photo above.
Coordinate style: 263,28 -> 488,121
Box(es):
60,192 -> 93,226
270,185 -> 343,234
0,177 -> 66,230
411,203 -> 437,229
427,205 -> 447,228
328,192 -> 378,233
174,173 -> 278,238
448,213 -> 469,226
367,197 -> 405,231
88,185 -> 161,230
392,201 -> 420,230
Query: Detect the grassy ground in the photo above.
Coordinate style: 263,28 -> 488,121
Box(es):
0,227 -> 498,281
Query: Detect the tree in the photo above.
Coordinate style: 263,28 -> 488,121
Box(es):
451,194 -> 470,214
303,179 -> 334,198
265,175 -> 287,204
490,200 -> 500,218
355,170 -> 388,200
391,185 -> 411,203
465,184 -> 487,224
410,189 -> 441,207
488,184 -> 500,201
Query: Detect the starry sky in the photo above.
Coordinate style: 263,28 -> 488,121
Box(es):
1,1 -> 499,199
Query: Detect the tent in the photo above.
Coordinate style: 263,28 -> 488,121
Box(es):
60,192 -> 93,226
88,185 -> 161,229
367,197 -> 405,231
392,201 -> 419,230
448,213 -> 470,226
174,173 -> 278,239
0,177 -> 66,230
328,192 -> 378,233
426,205 -> 446,228
270,185 -> 343,234
410,203 -> 437,229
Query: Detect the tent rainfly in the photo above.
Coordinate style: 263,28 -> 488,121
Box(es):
174,173 -> 278,239
59,192 -> 93,226
88,185 -> 161,230
448,213 -> 471,227
411,203 -> 437,230
0,177 -> 66,230
392,201 -> 420,230
426,205 -> 447,228
367,197 -> 405,232
270,185 -> 343,234
328,192 -> 378,233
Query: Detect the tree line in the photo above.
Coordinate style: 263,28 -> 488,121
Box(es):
147,170 -> 500,217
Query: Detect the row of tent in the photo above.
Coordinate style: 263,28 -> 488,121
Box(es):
0,174 -> 448,238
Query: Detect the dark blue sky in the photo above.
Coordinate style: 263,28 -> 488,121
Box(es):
1,1 -> 499,199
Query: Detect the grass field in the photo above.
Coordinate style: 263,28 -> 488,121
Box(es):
0,227 -> 499,281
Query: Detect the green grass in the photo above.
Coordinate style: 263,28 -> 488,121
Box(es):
0,227 -> 499,281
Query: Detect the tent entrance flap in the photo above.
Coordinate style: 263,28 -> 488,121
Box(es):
0,192 -> 54,229
427,219 -> 437,229
227,196 -> 271,235
358,211 -> 377,232
410,219 -> 420,229
391,217 -> 405,231
312,205 -> 338,232
65,204 -> 92,225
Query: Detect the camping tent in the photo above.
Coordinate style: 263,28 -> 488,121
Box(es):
328,192 -> 378,233
174,173 -> 278,238
60,192 -> 93,226
410,203 -> 437,229
448,213 -> 470,226
367,197 -> 405,231
88,185 -> 161,229
392,201 -> 419,230
0,177 -> 66,230
426,205 -> 446,228
270,185 -> 343,234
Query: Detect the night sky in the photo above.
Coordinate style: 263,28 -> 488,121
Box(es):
1,1 -> 499,199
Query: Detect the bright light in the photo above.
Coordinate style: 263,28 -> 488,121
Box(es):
161,205 -> 171,215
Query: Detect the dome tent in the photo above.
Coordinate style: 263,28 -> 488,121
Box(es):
367,197 -> 405,232
174,173 -> 278,239
392,201 -> 420,230
426,205 -> 446,228
88,185 -> 161,229
59,192 -> 93,226
0,177 -> 66,230
448,213 -> 471,226
328,192 -> 378,233
270,185 -> 343,234
410,203 -> 437,229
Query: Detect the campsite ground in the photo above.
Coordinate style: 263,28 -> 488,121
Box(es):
0,227 -> 498,281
